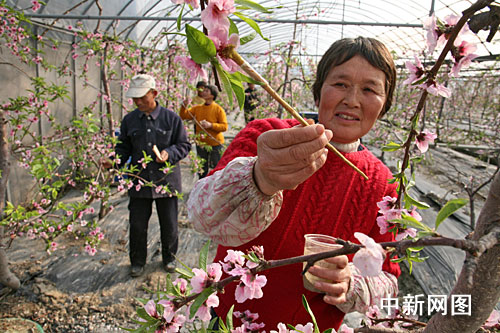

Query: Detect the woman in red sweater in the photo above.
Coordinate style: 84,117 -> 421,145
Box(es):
187,37 -> 400,331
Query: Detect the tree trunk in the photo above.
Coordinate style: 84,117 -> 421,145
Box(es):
0,110 -> 20,290
424,172 -> 500,332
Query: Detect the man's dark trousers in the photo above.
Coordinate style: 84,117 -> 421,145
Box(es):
128,196 -> 178,267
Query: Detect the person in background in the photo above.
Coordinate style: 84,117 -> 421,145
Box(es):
180,84 -> 228,179
103,74 -> 191,277
192,81 -> 207,105
243,82 -> 259,123
186,37 -> 400,331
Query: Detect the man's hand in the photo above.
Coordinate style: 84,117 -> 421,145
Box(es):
153,145 -> 168,163
199,119 -> 212,129
307,256 -> 351,305
253,124 -> 333,196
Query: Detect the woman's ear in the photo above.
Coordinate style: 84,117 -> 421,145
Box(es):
315,99 -> 319,107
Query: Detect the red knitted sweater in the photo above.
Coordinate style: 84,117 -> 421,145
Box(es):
211,118 -> 400,331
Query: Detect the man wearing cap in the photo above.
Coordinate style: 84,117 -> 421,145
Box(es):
104,74 -> 191,277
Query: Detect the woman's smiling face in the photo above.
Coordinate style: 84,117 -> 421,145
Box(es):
318,55 -> 387,144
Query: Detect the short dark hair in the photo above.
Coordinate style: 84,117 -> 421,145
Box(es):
312,37 -> 396,117
196,81 -> 208,89
206,85 -> 218,100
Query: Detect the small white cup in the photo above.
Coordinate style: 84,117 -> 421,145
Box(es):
303,234 -> 342,292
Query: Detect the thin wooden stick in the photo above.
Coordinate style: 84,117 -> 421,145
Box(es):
229,49 -> 369,180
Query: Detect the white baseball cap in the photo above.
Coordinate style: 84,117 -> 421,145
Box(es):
126,74 -> 156,98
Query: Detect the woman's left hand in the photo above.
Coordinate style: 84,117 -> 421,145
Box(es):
308,256 -> 351,305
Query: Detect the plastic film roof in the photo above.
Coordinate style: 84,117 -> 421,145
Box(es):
11,0 -> 500,63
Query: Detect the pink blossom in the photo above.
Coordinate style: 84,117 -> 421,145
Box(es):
200,0 -> 235,32
424,14 -> 475,54
422,80 -> 451,98
174,56 -> 208,83
377,196 -> 397,214
207,262 -> 223,281
423,14 -> 439,53
271,322 -> 315,333
483,310 -> 500,329
173,278 -> 188,294
408,207 -> 422,221
271,323 -> 289,333
395,227 -> 417,241
366,305 -> 382,321
451,52 -> 477,77
144,300 -> 158,318
245,321 -> 266,331
171,0 -> 199,9
415,130 -> 437,153
352,232 -> 385,277
221,249 -> 246,274
294,323 -> 314,333
208,26 -> 240,73
191,263 -> 222,292
234,272 -> 267,303
376,215 -> 390,234
403,55 -> 425,85
194,293 -> 219,321
451,40 -> 478,77
338,324 -> 354,333
31,1 -> 41,11
157,300 -> 186,331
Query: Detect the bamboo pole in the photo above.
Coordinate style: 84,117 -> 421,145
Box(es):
229,49 -> 369,180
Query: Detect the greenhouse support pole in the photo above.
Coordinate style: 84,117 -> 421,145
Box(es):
72,35 -> 77,118
34,26 -> 43,145
278,0 -> 300,119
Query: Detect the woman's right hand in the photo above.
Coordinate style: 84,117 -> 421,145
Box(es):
253,124 -> 333,196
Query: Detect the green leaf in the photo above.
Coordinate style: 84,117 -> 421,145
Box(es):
177,4 -> 185,31
395,215 -> 432,232
228,18 -> 239,36
405,193 -> 430,210
435,198 -> 468,230
235,0 -> 273,13
233,12 -> 269,41
227,71 -> 261,85
229,78 -> 245,110
199,240 -> 211,270
217,318 -> 228,332
213,61 -> 234,109
382,141 -> 402,152
189,287 -> 215,319
301,295 -> 320,333
240,32 -> 257,45
185,24 -> 216,64
176,267 -> 194,279
417,230 -> 437,238
226,305 -> 234,330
